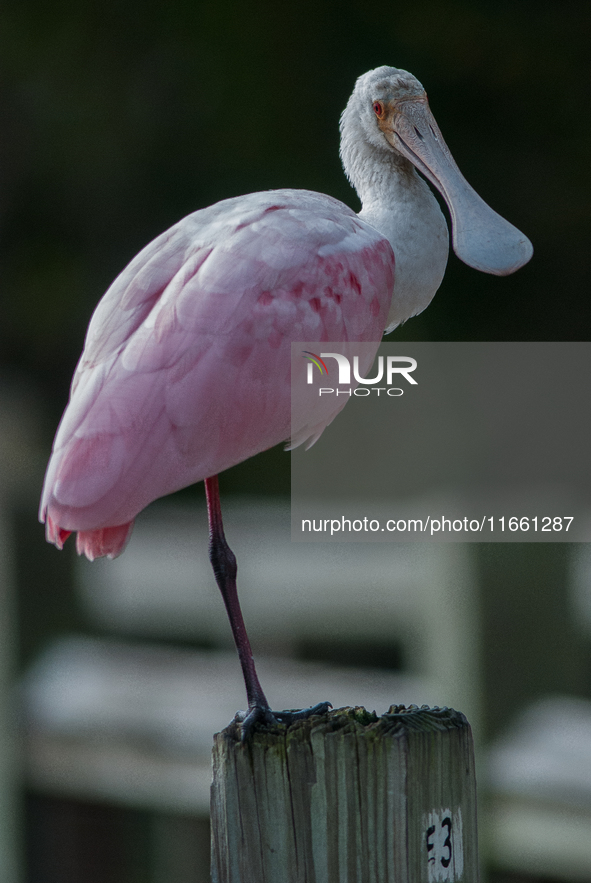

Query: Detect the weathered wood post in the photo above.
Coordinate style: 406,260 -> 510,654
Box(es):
211,705 -> 478,882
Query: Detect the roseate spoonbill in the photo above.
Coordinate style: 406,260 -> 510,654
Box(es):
40,66 -> 532,736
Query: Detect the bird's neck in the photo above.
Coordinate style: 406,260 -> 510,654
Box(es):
341,133 -> 449,331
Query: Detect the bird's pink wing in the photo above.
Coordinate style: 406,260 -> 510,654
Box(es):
41,190 -> 394,551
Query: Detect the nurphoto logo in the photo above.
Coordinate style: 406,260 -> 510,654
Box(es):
302,351 -> 418,397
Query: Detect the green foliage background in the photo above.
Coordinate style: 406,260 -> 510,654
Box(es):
2,0 -> 590,387
2,0 -> 591,802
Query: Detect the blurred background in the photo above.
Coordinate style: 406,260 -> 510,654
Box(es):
1,0 -> 591,880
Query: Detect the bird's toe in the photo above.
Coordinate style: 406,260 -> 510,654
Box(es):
235,701 -> 332,740
273,701 -> 333,724
235,705 -> 277,741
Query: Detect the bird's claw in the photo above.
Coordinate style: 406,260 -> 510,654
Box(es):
235,701 -> 332,741
235,705 -> 277,741
273,701 -> 332,724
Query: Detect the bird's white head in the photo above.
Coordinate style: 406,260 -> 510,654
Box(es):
341,65 -> 533,277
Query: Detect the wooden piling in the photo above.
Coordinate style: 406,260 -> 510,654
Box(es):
210,705 -> 478,883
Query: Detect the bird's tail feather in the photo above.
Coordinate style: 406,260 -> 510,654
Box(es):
43,510 -> 134,561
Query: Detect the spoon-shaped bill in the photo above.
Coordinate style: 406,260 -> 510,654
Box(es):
385,98 -> 533,275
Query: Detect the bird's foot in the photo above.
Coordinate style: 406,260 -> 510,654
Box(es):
273,701 -> 333,724
235,704 -> 277,741
235,701 -> 332,741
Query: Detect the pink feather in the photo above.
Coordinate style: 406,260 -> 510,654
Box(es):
40,190 -> 394,558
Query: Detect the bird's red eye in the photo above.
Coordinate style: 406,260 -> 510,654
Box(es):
373,101 -> 385,118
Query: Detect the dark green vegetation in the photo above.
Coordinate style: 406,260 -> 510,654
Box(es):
2,1 -> 590,498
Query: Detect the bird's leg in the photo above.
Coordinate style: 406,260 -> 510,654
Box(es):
205,475 -> 332,739
204,475 -> 275,736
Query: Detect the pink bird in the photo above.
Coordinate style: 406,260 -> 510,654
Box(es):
40,66 -> 532,736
